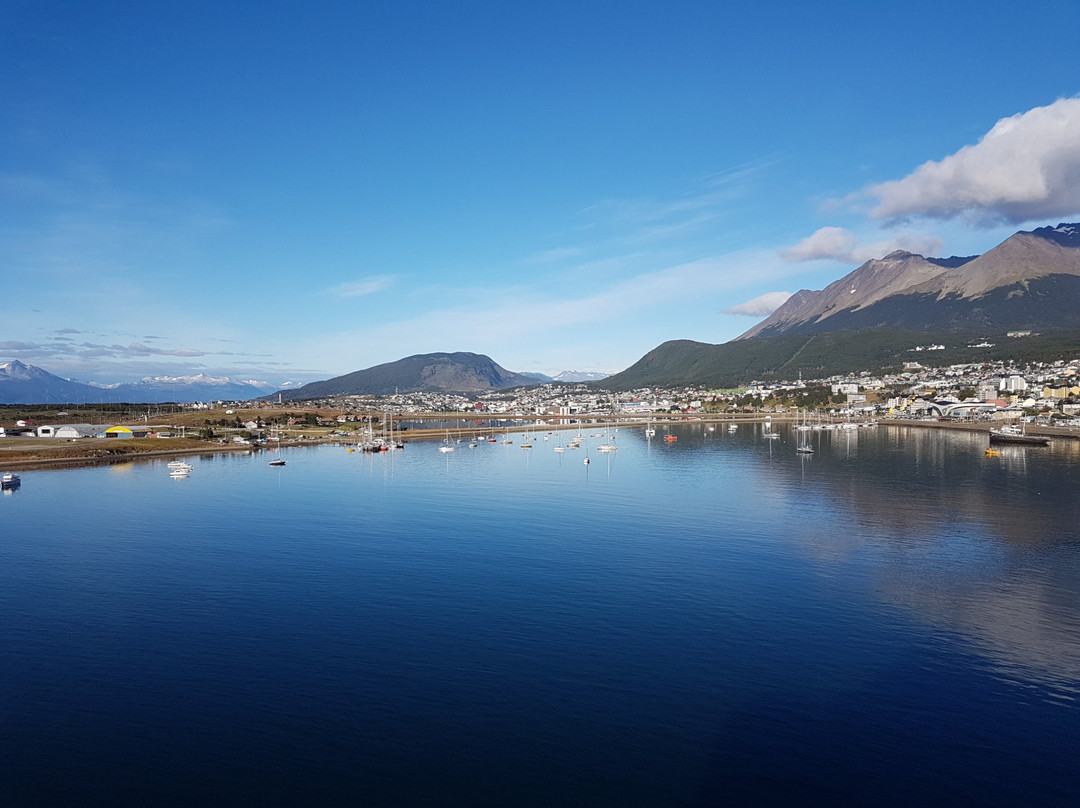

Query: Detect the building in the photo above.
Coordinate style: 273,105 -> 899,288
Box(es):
53,424 -> 101,439
99,426 -> 152,439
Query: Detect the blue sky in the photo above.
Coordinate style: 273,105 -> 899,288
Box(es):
3,1 -> 1079,385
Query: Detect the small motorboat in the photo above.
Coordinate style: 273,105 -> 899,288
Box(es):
1,472 -> 21,489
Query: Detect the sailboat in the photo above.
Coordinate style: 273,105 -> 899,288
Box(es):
795,409 -> 812,432
268,426 -> 286,465
439,429 -> 455,453
645,417 -> 656,438
386,413 -> 404,449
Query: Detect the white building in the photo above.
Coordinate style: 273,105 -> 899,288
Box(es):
53,424 -> 101,439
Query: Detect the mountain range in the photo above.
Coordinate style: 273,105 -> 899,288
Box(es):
0,361 -> 279,405
0,355 -> 606,405
740,223 -> 1080,339
603,222 -> 1080,389
521,370 -> 613,383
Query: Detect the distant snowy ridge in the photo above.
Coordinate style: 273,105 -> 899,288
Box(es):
91,374 -> 277,390
0,360 -> 280,404
553,370 -> 612,382
519,370 -> 614,383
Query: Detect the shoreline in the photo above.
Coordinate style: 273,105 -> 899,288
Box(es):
2,416 -> 1076,471
0,443 -> 256,471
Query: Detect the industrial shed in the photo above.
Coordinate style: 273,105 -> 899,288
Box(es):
100,426 -> 152,439
54,424 -> 102,439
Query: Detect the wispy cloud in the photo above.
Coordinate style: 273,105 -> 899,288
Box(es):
326,275 -> 394,299
0,340 -> 43,352
297,246 -> 806,368
723,291 -> 792,317
522,163 -> 775,284
867,96 -> 1080,225
77,342 -> 207,358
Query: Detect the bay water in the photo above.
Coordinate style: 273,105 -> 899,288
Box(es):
3,424 -> 1079,806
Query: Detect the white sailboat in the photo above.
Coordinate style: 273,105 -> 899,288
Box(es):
439,429 -> 455,453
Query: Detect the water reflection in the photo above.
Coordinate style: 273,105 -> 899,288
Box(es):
784,425 -> 1080,549
757,424 -> 1080,695
879,551 -> 1080,698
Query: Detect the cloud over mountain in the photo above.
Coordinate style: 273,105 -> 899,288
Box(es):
781,227 -> 944,265
723,291 -> 792,317
780,227 -> 857,262
868,96 -> 1080,224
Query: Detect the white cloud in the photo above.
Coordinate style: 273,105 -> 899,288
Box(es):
869,96 -> 1080,224
780,227 -> 857,262
327,275 -> 394,298
723,291 -> 793,317
849,233 -> 945,263
781,227 -> 944,264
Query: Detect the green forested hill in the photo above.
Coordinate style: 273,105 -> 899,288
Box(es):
600,329 -> 1080,390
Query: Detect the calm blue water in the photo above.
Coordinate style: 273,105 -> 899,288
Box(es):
3,424 -> 1080,806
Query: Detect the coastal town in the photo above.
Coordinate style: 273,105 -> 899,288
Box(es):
214,354 -> 1080,426
3,356 -> 1080,463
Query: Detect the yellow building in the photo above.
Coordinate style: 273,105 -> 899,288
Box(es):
1041,386 -> 1080,399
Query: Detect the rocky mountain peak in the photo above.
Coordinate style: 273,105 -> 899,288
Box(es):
1031,222 -> 1080,247
738,220 -> 1080,340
